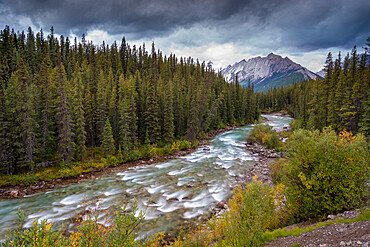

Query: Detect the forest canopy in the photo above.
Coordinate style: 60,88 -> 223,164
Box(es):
0,26 -> 259,175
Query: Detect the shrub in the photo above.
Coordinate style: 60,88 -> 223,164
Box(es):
170,140 -> 192,152
214,181 -> 278,246
4,209 -> 63,246
4,204 -> 145,247
129,149 -> 143,161
10,173 -> 39,186
289,119 -> 303,130
249,124 -> 282,151
171,180 -> 280,247
274,128 -> 369,221
106,155 -> 119,166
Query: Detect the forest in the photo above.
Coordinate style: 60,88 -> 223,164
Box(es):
257,42 -> 370,138
0,26 -> 259,176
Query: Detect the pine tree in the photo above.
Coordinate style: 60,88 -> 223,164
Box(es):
34,56 -> 57,162
72,72 -> 87,161
102,118 -> 115,156
5,59 -> 36,173
187,79 -> 200,142
95,70 -> 107,145
145,75 -> 160,144
0,63 -> 13,174
359,89 -> 370,139
53,62 -> 74,163
162,79 -> 174,142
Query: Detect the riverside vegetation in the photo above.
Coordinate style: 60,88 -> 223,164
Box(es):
3,125 -> 368,246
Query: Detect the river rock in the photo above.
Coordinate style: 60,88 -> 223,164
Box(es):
10,189 -> 20,198
216,202 -> 226,209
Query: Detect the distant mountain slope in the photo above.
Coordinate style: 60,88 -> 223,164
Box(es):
221,53 -> 319,92
316,69 -> 326,78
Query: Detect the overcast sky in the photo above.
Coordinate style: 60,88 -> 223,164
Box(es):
1,0 -> 369,72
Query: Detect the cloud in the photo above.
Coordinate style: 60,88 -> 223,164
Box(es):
164,42 -> 252,70
1,0 -> 369,71
2,0 -> 271,38
2,0 -> 369,51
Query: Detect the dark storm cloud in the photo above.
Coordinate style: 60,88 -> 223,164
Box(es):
265,0 -> 370,50
2,0 -> 279,38
1,0 -> 370,51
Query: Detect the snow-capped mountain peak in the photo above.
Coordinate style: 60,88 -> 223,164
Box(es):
221,53 -> 318,92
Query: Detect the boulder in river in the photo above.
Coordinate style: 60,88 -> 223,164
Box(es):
9,189 -> 20,198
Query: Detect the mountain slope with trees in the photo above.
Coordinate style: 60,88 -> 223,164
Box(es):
221,53 -> 319,92
257,43 -> 370,138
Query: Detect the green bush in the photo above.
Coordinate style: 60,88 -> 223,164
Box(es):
249,124 -> 282,151
106,155 -> 119,166
273,128 -> 369,221
171,180 -> 279,247
289,119 -> 303,130
216,181 -> 278,246
129,149 -> 143,161
170,139 -> 192,152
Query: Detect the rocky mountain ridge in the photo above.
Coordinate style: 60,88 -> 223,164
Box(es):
222,53 -> 319,92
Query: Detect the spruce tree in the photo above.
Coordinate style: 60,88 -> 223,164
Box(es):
359,89 -> 370,139
0,63 -> 13,174
102,118 -> 115,156
162,79 -> 174,142
34,56 -> 57,162
145,75 -> 160,144
95,70 -> 107,145
53,62 -> 74,163
73,72 -> 87,161
5,59 -> 36,173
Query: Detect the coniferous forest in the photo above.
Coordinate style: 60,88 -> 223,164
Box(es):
0,26 -> 259,175
257,42 -> 370,138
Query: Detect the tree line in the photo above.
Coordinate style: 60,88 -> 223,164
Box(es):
257,41 -> 370,138
0,26 -> 259,175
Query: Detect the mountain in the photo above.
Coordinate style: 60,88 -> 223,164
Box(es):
316,69 -> 325,78
221,53 -> 319,92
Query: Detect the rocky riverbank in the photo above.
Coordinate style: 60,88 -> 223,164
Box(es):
213,121 -> 370,247
0,124 -> 244,199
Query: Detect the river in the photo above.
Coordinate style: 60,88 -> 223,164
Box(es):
0,114 -> 292,239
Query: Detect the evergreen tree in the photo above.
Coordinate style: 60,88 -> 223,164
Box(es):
72,72 -> 87,161
145,75 -> 160,143
95,70 -> 107,145
162,79 -> 174,142
102,118 -> 115,156
359,89 -> 370,139
4,59 -> 36,173
53,62 -> 74,163
34,56 -> 57,162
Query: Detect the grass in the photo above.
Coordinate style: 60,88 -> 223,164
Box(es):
262,208 -> 370,243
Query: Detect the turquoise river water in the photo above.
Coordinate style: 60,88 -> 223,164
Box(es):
0,115 -> 292,239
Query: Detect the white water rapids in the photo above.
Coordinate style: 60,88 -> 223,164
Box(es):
0,115 -> 292,239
